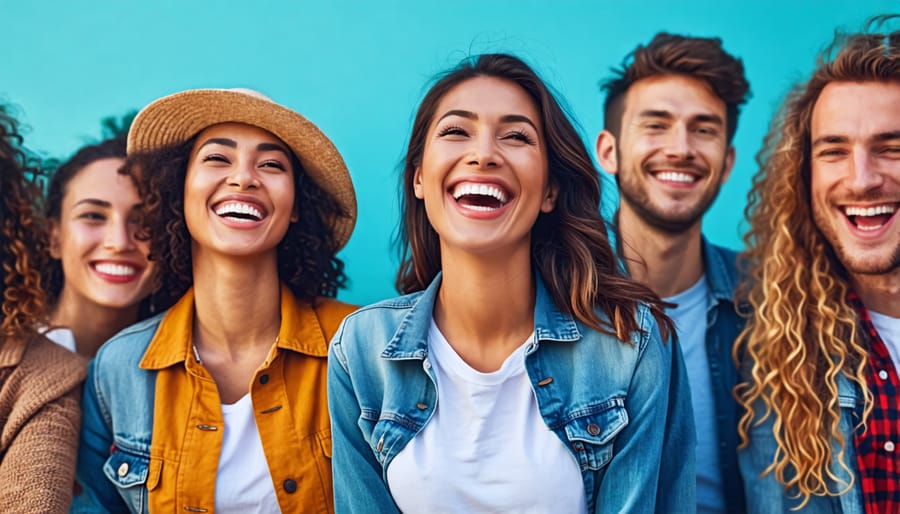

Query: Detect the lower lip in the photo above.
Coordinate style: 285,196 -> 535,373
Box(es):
449,193 -> 511,220
92,266 -> 142,284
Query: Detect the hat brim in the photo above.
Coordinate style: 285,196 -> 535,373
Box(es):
127,89 -> 356,250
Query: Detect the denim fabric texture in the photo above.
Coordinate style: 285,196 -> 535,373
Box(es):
702,239 -> 748,514
328,272 -> 696,513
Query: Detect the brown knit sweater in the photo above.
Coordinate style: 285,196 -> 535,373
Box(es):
0,333 -> 87,513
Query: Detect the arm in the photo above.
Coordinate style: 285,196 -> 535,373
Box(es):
0,388 -> 81,514
327,329 -> 401,514
70,358 -> 127,513
596,321 -> 696,514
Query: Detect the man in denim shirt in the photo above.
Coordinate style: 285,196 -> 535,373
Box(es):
736,20 -> 899,513
596,33 -> 750,514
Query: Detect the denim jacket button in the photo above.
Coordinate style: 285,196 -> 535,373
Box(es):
423,359 -> 431,370
283,478 -> 298,493
117,462 -> 129,477
587,423 -> 601,436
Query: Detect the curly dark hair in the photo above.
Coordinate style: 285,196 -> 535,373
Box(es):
0,104 -> 48,337
395,53 -> 673,341
126,136 -> 347,311
602,32 -> 751,143
43,136 -> 128,303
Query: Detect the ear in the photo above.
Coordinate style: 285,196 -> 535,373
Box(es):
540,181 -> 559,213
595,130 -> 619,175
48,218 -> 62,259
413,167 -> 424,199
722,145 -> 736,183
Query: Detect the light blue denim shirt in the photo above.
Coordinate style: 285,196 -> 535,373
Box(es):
739,369 -> 865,513
328,273 -> 696,513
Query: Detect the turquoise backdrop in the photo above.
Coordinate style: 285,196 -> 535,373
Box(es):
2,1 -> 893,304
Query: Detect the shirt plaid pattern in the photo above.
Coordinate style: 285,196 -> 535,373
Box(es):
850,293 -> 900,514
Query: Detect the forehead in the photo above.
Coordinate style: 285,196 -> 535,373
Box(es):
193,122 -> 284,145
63,157 -> 137,202
432,76 -> 541,126
623,74 -> 726,119
811,81 -> 900,139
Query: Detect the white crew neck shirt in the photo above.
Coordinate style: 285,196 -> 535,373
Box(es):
215,394 -> 280,514
869,310 -> 900,375
665,275 -> 725,514
386,319 -> 587,513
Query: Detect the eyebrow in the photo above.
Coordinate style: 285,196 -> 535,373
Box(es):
73,198 -> 111,209
638,110 -> 723,125
198,138 -> 290,156
812,131 -> 900,149
436,109 -> 539,131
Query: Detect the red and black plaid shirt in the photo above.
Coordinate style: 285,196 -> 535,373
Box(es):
850,293 -> 900,514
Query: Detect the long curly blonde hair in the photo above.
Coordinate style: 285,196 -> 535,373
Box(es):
735,21 -> 899,507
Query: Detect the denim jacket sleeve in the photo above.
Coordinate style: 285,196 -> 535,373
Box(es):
328,322 -> 401,514
597,315 -> 696,514
70,358 -> 129,513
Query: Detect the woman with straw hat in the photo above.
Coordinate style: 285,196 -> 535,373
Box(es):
72,88 -> 357,513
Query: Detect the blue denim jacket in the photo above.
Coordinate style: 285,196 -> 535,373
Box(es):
739,373 -> 864,513
702,239 -> 748,514
328,273 -> 696,513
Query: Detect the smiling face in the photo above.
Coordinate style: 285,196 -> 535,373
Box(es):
50,157 -> 155,311
599,74 -> 734,233
810,81 -> 900,277
413,76 -> 557,258
184,123 -> 297,260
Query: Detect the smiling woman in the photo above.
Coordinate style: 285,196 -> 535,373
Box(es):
70,89 -> 358,514
43,134 -> 156,357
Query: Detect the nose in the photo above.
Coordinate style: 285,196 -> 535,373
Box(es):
466,133 -> 503,170
847,147 -> 884,193
664,124 -> 695,161
227,160 -> 260,189
104,217 -> 137,253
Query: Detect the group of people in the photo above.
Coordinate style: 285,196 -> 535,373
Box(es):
0,15 -> 896,514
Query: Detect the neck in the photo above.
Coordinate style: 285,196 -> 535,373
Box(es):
617,205 -> 704,298
434,244 -> 535,372
50,291 -> 140,358
852,268 -> 900,318
191,250 -> 282,357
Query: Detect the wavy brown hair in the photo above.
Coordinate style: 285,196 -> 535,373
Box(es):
602,32 -> 750,143
396,53 -> 673,341
0,104 -> 48,337
126,136 -> 347,312
735,19 -> 899,506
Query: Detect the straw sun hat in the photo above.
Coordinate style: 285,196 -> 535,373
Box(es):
127,88 -> 356,250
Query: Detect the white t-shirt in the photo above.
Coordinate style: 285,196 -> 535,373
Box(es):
386,319 -> 587,514
665,276 -> 725,514
215,394 -> 280,514
43,326 -> 76,353
869,310 -> 900,376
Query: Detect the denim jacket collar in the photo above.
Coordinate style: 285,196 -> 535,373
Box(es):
140,284 -> 329,370
381,272 -> 581,361
701,236 -> 737,307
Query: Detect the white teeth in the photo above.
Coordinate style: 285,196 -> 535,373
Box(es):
215,201 -> 263,220
844,205 -> 897,217
451,183 -> 508,203
655,172 -> 695,183
95,263 -> 137,276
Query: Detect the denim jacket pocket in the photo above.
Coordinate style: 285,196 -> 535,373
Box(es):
563,399 -> 628,471
103,449 -> 151,514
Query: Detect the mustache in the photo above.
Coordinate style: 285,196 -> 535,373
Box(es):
831,192 -> 900,204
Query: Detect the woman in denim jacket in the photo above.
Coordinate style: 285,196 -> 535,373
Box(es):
328,53 -> 695,513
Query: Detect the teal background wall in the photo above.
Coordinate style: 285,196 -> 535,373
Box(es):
2,1 -> 894,305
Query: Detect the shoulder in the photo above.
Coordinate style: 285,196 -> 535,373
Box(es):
330,291 -> 426,356
92,313 -> 165,371
312,297 -> 359,335
338,291 -> 424,331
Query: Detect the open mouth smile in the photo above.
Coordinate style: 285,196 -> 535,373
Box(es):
451,182 -> 511,212
842,203 -> 898,232
213,200 -> 267,223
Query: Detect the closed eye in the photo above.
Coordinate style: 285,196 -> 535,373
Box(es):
260,160 -> 287,171
78,212 -> 106,222
202,154 -> 230,164
502,129 -> 536,145
437,125 -> 468,138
